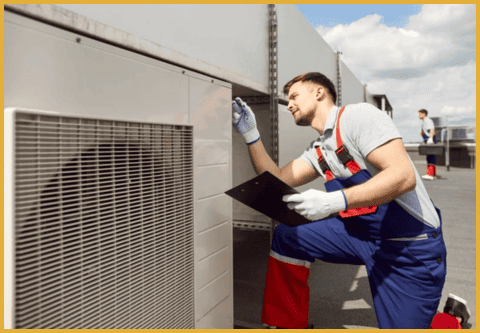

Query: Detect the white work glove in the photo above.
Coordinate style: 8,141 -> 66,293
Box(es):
232,97 -> 260,145
283,189 -> 347,221
427,137 -> 434,145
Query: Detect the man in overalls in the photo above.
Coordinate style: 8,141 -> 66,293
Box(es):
418,109 -> 437,180
232,72 -> 447,329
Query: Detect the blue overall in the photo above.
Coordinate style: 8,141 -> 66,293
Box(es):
269,167 -> 447,328
422,133 -> 438,165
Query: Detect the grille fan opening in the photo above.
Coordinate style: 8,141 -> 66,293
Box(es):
14,112 -> 194,329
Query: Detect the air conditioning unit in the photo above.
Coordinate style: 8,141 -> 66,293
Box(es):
430,117 -> 444,128
5,108 -> 195,329
450,127 -> 468,141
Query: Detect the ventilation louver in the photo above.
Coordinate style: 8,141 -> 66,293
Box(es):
12,111 -> 194,329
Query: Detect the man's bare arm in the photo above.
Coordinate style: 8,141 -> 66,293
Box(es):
343,138 -> 416,208
248,139 -> 319,187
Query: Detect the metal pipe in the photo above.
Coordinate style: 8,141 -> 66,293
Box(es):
336,51 -> 342,106
446,116 -> 450,171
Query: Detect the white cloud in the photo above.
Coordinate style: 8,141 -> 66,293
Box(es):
440,106 -> 475,115
370,62 -> 476,142
314,4 -> 476,142
398,28 -> 419,38
316,4 -> 475,82
406,4 -> 476,38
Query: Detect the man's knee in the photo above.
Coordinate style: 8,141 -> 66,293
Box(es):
271,224 -> 318,262
271,224 -> 291,248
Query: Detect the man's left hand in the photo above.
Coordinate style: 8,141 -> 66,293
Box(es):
283,189 -> 346,221
427,137 -> 434,144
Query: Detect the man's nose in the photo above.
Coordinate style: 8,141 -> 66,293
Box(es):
287,102 -> 293,111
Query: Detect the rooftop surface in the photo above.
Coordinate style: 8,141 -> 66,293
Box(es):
233,160 -> 476,329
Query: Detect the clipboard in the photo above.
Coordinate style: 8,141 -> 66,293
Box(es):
225,171 -> 311,226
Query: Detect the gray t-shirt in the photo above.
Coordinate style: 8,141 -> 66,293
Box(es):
422,117 -> 435,134
299,103 -> 440,229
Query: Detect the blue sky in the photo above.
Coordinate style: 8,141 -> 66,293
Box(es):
296,4 -> 422,28
295,4 -> 476,143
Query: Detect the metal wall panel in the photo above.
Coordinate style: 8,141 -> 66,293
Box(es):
51,4 -> 270,94
4,11 -> 189,125
196,195 -> 231,233
195,297 -> 233,329
196,247 -> 231,289
5,10 -> 234,329
190,77 -> 233,328
196,166 -> 230,199
341,60 -> 366,106
6,4 -> 369,103
196,222 -> 230,261
232,103 -> 273,226
195,141 -> 230,166
195,271 -> 230,320
276,4 -> 338,98
190,84 -> 231,142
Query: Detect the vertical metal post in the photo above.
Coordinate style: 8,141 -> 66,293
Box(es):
336,51 -> 343,106
269,4 -> 279,166
446,116 -> 450,171
269,4 -> 279,241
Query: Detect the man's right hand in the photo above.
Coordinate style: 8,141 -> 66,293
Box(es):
232,97 -> 260,145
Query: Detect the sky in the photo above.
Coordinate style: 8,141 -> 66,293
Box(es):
296,4 -> 476,143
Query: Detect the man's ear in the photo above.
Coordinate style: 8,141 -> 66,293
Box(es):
315,85 -> 325,101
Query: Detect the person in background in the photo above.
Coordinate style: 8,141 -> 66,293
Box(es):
418,109 -> 437,180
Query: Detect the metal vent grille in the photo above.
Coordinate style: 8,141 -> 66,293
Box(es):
13,111 -> 194,329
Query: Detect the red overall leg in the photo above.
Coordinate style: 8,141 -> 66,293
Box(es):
261,252 -> 310,328
427,164 -> 436,177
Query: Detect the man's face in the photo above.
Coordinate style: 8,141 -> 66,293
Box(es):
287,81 -> 322,126
418,112 -> 426,120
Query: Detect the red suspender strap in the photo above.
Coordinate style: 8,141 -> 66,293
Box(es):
335,106 -> 378,218
335,107 -> 362,175
315,147 -> 334,181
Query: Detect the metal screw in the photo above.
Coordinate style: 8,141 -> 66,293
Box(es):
76,37 -> 81,43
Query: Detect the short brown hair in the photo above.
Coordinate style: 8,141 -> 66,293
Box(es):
283,72 -> 337,104
418,109 -> 428,116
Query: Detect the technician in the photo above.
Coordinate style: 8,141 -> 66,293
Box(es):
232,72 -> 446,329
418,109 -> 437,180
